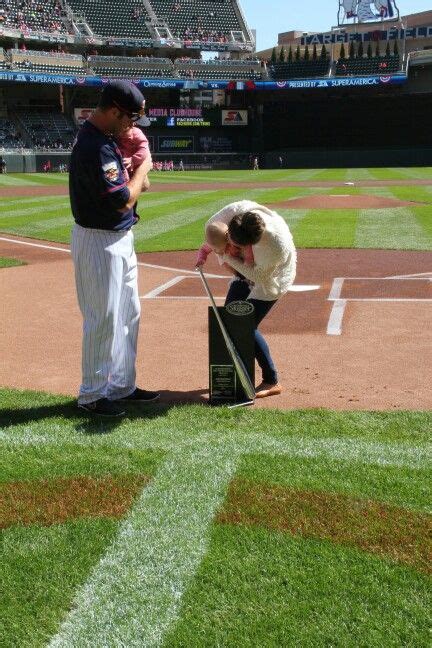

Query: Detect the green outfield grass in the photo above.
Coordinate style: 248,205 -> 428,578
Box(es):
0,257 -> 25,268
0,388 -> 430,647
0,168 -> 432,251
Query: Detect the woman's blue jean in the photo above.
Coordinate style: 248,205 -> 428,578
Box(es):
224,278 -> 278,384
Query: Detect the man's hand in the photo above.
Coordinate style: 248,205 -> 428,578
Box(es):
121,158 -> 152,211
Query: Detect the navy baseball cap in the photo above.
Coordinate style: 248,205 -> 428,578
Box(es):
101,80 -> 151,126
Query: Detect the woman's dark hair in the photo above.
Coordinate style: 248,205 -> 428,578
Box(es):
228,211 -> 265,245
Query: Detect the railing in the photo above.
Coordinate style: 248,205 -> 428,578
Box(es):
88,55 -> 172,65
10,49 -> 83,61
406,48 -> 432,69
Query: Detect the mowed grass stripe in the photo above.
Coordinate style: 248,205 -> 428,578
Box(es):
134,187 -> 303,248
11,173 -> 69,185
291,208 -> 358,247
0,174 -> 44,186
0,200 -> 70,219
345,168 -> 375,182
1,519 -> 120,648
135,194 -> 231,243
150,169 -> 328,184
1,474 -> 149,528
0,194 -> 65,207
218,479 -> 431,573
274,208 -> 310,230
30,173 -> 69,183
355,207 -> 432,250
0,212 -> 72,240
0,444 -> 162,483
164,524 -> 431,648
238,453 -> 431,513
394,167 -> 432,180
360,184 -> 432,205
366,167 -> 411,181
301,168 -> 343,181
389,185 -> 432,205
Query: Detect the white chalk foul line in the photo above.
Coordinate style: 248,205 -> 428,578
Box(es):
385,271 -> 432,279
0,236 -> 227,278
0,236 -> 70,253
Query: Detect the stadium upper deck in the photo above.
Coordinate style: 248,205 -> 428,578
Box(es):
0,0 -> 254,50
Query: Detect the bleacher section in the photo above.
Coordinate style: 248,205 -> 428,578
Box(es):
0,0 -> 68,34
0,117 -> 26,148
150,0 -> 247,42
335,55 -> 401,76
15,111 -> 76,148
88,55 -> 174,78
175,57 -> 262,80
269,58 -> 330,80
65,0 -> 153,38
10,49 -> 87,75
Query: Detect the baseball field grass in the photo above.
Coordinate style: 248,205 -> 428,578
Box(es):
0,167 -> 432,251
0,388 -> 431,647
0,256 -> 25,268
1,168 -> 431,646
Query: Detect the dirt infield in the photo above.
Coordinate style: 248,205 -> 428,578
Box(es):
0,234 -> 431,410
1,177 -> 432,199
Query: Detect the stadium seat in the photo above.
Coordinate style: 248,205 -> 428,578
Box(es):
269,59 -> 330,80
0,0 -> 68,34
151,0 -> 249,43
335,55 -> 401,76
66,0 -> 153,38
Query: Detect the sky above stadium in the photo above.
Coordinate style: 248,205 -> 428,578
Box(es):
241,1 -> 432,51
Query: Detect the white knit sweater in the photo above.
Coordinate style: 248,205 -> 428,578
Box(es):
206,200 -> 296,301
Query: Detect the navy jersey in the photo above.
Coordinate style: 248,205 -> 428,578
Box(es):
69,121 -> 136,231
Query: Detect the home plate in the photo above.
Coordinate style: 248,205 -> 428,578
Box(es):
288,284 -> 320,292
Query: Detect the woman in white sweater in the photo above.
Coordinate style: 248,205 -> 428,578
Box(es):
204,200 -> 296,398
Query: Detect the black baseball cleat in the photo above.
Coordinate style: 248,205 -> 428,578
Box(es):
117,388 -> 160,403
78,398 -> 126,417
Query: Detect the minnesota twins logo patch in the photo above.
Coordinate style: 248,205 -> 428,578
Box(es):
102,162 -> 119,182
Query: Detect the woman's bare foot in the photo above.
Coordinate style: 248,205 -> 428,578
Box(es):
255,382 -> 282,398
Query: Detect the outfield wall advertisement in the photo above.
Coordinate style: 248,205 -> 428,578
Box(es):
158,136 -> 194,152
0,71 -> 408,90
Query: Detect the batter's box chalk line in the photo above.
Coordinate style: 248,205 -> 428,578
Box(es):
327,275 -> 432,336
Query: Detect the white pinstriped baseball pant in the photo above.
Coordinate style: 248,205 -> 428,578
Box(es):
71,223 -> 141,404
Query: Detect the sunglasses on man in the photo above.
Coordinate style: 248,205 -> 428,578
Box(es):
113,101 -> 143,122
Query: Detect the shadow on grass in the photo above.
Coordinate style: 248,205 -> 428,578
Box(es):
0,389 -> 208,434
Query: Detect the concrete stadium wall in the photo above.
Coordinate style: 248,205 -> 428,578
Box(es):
265,148 -> 432,168
0,152 -> 70,172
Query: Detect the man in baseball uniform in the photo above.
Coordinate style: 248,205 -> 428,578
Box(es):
69,80 -> 159,416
